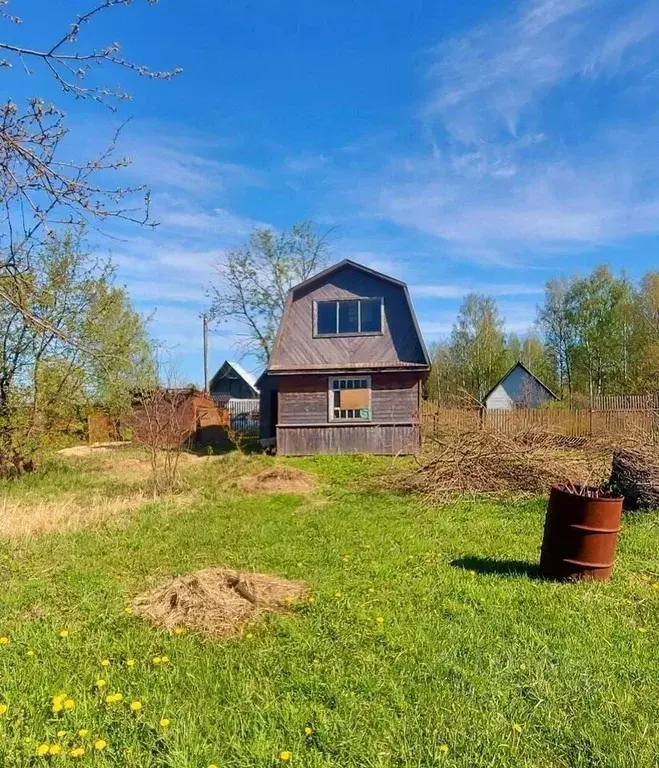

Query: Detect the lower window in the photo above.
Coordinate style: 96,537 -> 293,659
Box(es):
329,377 -> 371,420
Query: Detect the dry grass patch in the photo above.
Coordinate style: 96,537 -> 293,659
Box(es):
131,568 -> 308,637
0,492 -> 146,539
239,465 -> 315,495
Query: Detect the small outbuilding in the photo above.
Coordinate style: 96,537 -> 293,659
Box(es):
483,362 -> 558,410
258,259 -> 430,455
209,360 -> 260,401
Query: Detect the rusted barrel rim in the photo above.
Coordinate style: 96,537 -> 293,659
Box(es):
550,484 -> 624,503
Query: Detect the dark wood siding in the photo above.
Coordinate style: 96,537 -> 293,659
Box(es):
270,264 -> 426,370
277,424 -> 419,455
258,375 -> 278,439
276,372 -> 421,426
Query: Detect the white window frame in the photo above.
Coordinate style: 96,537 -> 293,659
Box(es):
314,297 -> 384,338
328,376 -> 372,422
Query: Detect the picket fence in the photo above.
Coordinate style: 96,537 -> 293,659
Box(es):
420,401 -> 658,443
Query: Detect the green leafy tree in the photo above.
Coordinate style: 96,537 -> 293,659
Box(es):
0,229 -> 154,471
450,294 -> 508,401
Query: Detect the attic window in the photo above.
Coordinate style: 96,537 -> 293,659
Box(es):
315,298 -> 383,336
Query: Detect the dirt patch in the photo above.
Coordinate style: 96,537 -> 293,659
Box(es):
131,568 -> 307,637
240,466 -> 315,495
57,442 -> 130,457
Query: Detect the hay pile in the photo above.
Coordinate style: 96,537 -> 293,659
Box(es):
609,447 -> 659,511
131,568 -> 307,637
240,466 -> 314,494
401,429 -> 610,504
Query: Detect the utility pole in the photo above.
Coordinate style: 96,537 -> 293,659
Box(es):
202,313 -> 209,393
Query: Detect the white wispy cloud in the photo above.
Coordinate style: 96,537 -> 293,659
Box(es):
412,283 -> 544,298
337,0 -> 659,263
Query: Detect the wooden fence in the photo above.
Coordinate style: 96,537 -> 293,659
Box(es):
591,394 -> 659,410
421,401 -> 659,443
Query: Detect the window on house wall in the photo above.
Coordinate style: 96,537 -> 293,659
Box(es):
329,377 -> 371,420
315,298 -> 383,336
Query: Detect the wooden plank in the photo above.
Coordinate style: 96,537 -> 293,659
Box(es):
278,424 -> 419,455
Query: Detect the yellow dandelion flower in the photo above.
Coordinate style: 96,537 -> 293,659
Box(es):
63,698 -> 76,710
439,744 -> 449,754
279,751 -> 292,762
59,630 -> 69,639
245,633 -> 253,639
105,693 -> 123,704
159,718 -> 171,729
152,656 -> 162,665
307,596 -> 316,604
124,606 -> 133,614
0,636 -> 9,645
512,723 -> 523,734
0,703 -> 7,716
77,729 -> 89,738
52,702 -> 63,714
173,627 -> 185,636
130,700 -> 142,712
126,658 -> 136,667
519,663 -> 527,672
48,744 -> 61,756
27,649 -> 35,657
376,616 -> 384,624
57,730 -> 67,738
160,655 -> 170,664
36,744 -> 50,756
101,659 -> 110,667
94,739 -> 108,751
70,747 -> 85,758
95,679 -> 107,689
304,726 -> 313,736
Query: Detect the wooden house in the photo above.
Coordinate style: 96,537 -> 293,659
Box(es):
258,260 -> 430,455
483,362 -> 558,410
209,360 -> 260,401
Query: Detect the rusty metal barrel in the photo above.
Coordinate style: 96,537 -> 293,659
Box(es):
540,485 -> 624,581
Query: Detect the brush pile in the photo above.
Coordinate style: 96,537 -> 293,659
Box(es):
131,568 -> 307,637
401,428 -> 610,505
609,447 -> 659,511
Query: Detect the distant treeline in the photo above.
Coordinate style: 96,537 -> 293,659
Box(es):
426,266 -> 659,406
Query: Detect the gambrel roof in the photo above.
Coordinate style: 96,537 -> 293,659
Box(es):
267,259 -> 430,373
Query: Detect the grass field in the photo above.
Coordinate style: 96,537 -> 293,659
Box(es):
0,450 -> 658,767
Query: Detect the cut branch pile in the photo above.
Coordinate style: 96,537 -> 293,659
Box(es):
399,429 -> 610,505
609,447 -> 659,511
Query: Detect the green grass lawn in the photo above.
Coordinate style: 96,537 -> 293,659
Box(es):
0,453 -> 658,767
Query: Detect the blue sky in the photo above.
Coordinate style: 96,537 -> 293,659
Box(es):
6,0 -> 659,383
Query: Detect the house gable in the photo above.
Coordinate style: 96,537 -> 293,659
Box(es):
209,360 -> 259,399
484,362 -> 558,409
268,260 -> 430,372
